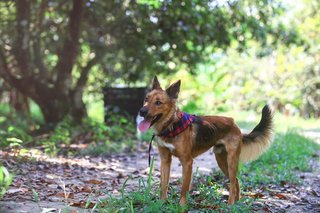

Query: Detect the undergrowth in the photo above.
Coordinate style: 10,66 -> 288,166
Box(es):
0,106 -> 136,156
0,165 -> 13,199
0,107 -> 32,149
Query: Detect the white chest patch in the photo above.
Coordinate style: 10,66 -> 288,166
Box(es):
157,138 -> 175,151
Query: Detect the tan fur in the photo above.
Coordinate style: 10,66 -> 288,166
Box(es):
240,132 -> 273,162
139,76 -> 273,206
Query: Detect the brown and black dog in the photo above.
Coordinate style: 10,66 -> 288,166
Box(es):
137,76 -> 273,205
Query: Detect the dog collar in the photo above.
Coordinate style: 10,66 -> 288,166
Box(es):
158,112 -> 195,138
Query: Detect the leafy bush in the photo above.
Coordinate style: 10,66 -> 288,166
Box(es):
36,114 -> 136,156
79,114 -> 136,156
0,105 -> 32,149
0,104 -> 136,156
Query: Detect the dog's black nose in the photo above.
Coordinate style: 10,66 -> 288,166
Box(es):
139,107 -> 148,117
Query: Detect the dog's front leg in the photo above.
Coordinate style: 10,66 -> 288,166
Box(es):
179,157 -> 193,206
158,146 -> 172,202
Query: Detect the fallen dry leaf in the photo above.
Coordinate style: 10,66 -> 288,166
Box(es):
54,192 -> 74,199
248,192 -> 265,199
273,193 -> 287,200
6,188 -> 28,194
82,185 -> 93,193
84,179 -> 103,184
70,200 -> 96,209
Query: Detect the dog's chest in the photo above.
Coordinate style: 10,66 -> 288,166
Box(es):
157,138 -> 175,151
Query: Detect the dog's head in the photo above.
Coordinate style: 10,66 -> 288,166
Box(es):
138,76 -> 181,132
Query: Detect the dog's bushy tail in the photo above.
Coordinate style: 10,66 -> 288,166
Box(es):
240,105 -> 273,163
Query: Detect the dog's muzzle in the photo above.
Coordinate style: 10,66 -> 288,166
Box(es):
139,107 -> 148,117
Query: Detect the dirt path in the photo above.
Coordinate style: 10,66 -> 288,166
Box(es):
0,144 -> 217,213
0,130 -> 319,212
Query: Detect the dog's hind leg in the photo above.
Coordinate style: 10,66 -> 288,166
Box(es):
226,140 -> 241,204
158,146 -> 172,202
215,143 -> 240,204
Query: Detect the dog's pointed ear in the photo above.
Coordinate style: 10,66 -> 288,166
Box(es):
166,80 -> 181,99
152,76 -> 162,90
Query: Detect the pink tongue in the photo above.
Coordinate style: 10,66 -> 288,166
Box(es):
138,120 -> 151,133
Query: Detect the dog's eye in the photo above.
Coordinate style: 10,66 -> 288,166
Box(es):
144,97 -> 148,102
155,100 -> 162,106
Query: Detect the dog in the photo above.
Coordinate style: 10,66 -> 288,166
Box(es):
137,76 -> 273,205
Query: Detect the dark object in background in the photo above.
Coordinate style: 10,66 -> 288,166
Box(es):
103,87 -> 147,123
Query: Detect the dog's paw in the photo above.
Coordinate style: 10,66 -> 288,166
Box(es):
179,197 -> 187,206
228,197 -> 235,205
160,195 -> 167,203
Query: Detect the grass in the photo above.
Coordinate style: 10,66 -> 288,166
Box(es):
240,131 -> 320,186
98,131 -> 320,212
98,158 -> 254,212
0,165 -> 13,199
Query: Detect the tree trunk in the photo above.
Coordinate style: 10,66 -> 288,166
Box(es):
9,88 -> 29,113
70,87 -> 87,123
34,87 -> 87,125
0,0 -> 91,126
36,98 -> 70,125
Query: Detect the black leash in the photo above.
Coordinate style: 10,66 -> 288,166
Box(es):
148,134 -> 155,167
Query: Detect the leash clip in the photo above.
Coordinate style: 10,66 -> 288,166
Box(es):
148,134 -> 155,167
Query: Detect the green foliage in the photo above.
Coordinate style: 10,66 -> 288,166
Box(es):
0,165 -> 13,199
296,1 -> 320,117
240,132 -> 320,186
168,63 -> 232,113
0,103 -> 136,156
37,117 -> 73,156
0,105 -> 32,148
80,114 -> 135,156
0,0 -> 303,125
0,0 -> 299,84
164,38 -> 319,117
137,129 -> 154,143
83,0 -> 295,83
36,114 -> 136,156
144,0 -> 319,118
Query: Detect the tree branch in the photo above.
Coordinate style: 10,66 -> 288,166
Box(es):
55,0 -> 84,91
0,47 -> 26,93
32,0 -> 49,79
73,54 -> 104,93
13,0 -> 32,76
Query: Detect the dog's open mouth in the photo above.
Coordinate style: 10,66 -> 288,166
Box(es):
138,114 -> 162,133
